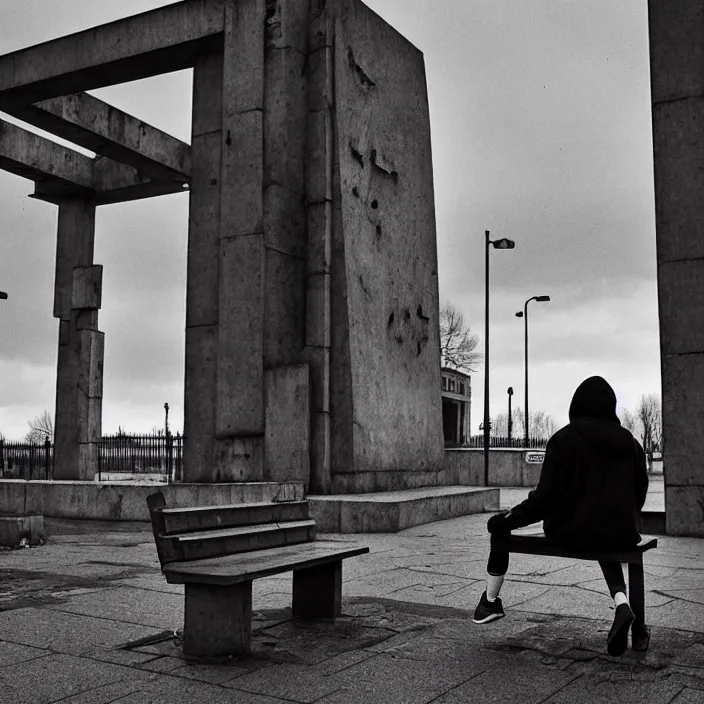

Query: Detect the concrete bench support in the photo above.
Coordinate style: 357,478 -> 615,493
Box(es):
183,581 -> 253,657
292,561 -> 342,619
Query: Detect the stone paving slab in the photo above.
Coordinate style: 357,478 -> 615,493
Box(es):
0,502 -> 703,704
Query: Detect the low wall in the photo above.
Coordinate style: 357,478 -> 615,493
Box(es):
444,448 -> 543,487
0,480 -> 304,521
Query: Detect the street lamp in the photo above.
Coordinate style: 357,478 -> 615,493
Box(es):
484,230 -> 515,486
515,295 -> 550,448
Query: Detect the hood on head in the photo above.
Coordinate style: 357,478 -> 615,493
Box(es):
568,376 -> 620,424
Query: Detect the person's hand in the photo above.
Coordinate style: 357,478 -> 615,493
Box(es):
487,511 -> 510,534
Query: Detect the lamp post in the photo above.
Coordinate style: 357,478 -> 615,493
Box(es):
484,230 -> 515,486
507,386 -> 514,443
515,295 -> 550,448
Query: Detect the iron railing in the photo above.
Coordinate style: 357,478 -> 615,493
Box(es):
0,438 -> 53,479
465,436 -> 548,449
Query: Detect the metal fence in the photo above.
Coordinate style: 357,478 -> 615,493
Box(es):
0,433 -> 183,482
0,438 -> 53,480
466,436 -> 548,449
97,433 -> 183,482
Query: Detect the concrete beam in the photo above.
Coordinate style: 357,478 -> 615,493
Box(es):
0,0 -> 225,107
0,118 -> 93,191
0,119 -> 185,204
7,93 -> 191,182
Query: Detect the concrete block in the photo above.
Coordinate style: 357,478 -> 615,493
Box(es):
263,183 -> 306,258
216,235 -> 264,436
71,265 -> 102,310
191,51 -> 223,138
308,0 -> 333,53
53,199 -> 95,320
183,324 -> 217,482
306,47 -> 331,113
305,108 -> 329,204
659,259 -> 704,354
264,364 -> 310,486
666,485 -> 704,537
306,200 -> 331,275
77,329 -> 104,399
213,436 -> 264,482
264,45 -> 307,194
187,130 -> 222,328
266,0 -> 310,52
305,271 -> 331,349
652,98 -> 704,263
662,352 -> 704,486
0,480 -> 27,515
264,248 -> 307,366
648,0 -> 704,103
58,319 -> 70,346
223,0 -> 265,116
0,515 -> 44,547
220,110 -> 264,237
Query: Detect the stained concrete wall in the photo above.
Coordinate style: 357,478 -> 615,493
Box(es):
444,449 -> 543,488
649,0 -> 704,536
328,0 -> 444,491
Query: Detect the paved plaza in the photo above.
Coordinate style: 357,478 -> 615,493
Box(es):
1,480 -> 703,704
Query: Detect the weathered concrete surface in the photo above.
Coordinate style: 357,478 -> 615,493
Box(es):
309,486 -> 499,533
328,0 -> 444,491
0,480 -> 304,521
7,93 -> 190,183
0,515 -> 44,547
0,491 -> 701,703
649,0 -> 704,536
0,0 -> 225,106
444,448 -> 543,487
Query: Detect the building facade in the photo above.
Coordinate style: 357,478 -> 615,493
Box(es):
441,368 -> 471,446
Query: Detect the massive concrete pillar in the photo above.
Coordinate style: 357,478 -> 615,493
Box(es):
184,0 -> 444,491
52,199 -> 104,480
649,0 -> 704,536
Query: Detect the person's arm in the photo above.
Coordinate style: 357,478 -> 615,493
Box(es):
489,436 -> 561,532
633,438 -> 649,511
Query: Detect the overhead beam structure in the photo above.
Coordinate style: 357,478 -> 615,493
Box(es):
7,93 -> 191,183
0,0 -> 224,107
0,118 -> 185,204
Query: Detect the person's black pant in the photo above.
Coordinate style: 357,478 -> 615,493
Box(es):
487,532 -> 627,597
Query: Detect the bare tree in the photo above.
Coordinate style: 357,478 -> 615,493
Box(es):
492,408 -> 556,443
618,407 -> 639,435
636,393 -> 662,460
25,410 -> 54,444
439,302 -> 481,373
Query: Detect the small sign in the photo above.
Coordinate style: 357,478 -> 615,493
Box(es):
525,451 -> 545,464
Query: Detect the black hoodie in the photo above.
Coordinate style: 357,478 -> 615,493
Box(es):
505,376 -> 648,550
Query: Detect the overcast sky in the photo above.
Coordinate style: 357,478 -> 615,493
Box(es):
0,0 -> 659,440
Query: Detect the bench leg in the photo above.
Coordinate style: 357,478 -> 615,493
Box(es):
292,561 -> 342,620
627,559 -> 646,628
183,581 -> 252,657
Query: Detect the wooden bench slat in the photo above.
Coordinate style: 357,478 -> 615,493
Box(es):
507,534 -> 658,563
163,541 -> 370,586
169,519 -> 315,542
161,500 -> 308,515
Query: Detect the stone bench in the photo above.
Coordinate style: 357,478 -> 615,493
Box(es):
147,491 -> 369,657
507,533 -> 658,627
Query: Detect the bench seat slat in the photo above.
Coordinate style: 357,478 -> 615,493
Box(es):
161,500 -> 308,515
168,520 -> 315,542
163,541 -> 369,586
507,534 -> 658,563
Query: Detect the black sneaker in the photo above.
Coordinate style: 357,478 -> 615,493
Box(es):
607,603 -> 635,656
472,591 -> 505,624
632,623 -> 650,652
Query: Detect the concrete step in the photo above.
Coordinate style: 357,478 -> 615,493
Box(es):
308,486 -> 500,533
161,500 -> 310,534
164,519 -> 317,561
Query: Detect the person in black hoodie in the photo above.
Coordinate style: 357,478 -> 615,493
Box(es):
472,376 -> 649,656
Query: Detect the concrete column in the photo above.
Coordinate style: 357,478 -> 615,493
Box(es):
52,199 -> 103,480
649,0 -> 704,535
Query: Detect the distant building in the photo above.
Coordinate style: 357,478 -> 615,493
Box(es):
441,367 -> 471,446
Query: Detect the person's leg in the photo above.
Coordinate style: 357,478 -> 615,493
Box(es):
599,561 -> 634,657
473,532 -> 509,624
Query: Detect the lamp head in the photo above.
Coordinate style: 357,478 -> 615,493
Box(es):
508,387 -> 513,395
492,238 -> 515,250
515,311 -> 523,318
536,295 -> 550,302
0,292 -> 7,300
